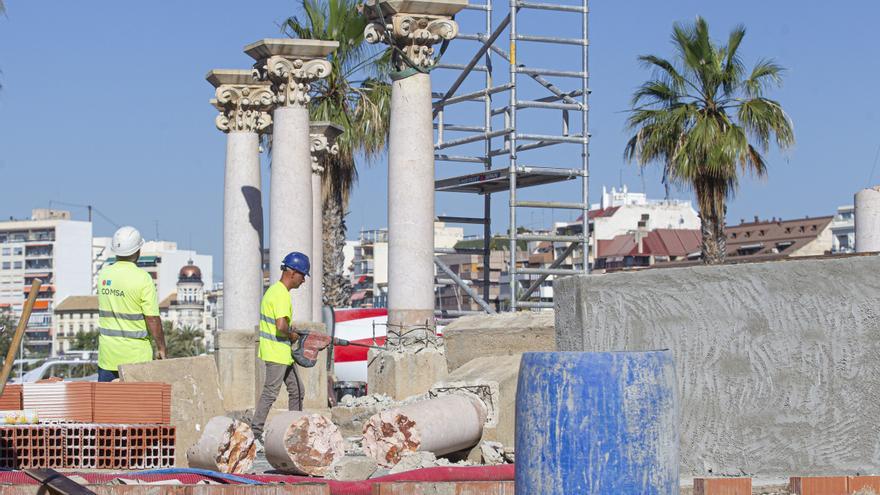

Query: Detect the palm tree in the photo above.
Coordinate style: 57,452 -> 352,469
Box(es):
624,17 -> 795,264
283,0 -> 391,307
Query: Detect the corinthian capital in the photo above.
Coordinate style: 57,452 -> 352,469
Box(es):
365,15 -> 459,71
207,70 -> 274,133
310,121 -> 344,173
361,0 -> 465,72
261,56 -> 332,107
244,39 -> 339,108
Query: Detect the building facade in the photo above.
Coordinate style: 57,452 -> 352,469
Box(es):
830,205 -> 855,254
0,210 -> 93,356
350,229 -> 388,308
348,222 -> 464,308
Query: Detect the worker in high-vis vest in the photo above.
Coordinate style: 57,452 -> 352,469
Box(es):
96,226 -> 167,382
250,251 -> 310,444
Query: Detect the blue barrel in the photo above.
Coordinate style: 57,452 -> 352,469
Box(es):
515,351 -> 679,495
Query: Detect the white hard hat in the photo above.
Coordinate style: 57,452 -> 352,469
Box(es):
111,226 -> 144,256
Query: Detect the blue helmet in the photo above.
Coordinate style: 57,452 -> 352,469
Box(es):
281,251 -> 310,277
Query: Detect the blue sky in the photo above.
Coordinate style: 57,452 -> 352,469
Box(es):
0,1 -> 877,278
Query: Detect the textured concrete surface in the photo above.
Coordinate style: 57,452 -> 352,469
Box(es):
270,105 -> 313,321
387,73 -> 435,330
223,131 -> 264,331
119,356 -> 226,467
431,354 -> 521,452
555,255 -> 880,477
442,312 -> 555,372
367,347 -> 447,400
215,329 -> 258,411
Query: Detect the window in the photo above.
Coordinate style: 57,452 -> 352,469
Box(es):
12,262 -> 21,269
1,248 -> 8,256
1,262 -> 8,270
78,324 -> 83,332
12,247 -> 22,256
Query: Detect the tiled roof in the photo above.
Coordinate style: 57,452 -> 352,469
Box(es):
576,206 -> 620,223
726,216 -> 833,257
597,229 -> 701,259
54,296 -> 98,312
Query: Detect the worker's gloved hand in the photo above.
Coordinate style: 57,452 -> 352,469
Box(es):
290,330 -> 332,368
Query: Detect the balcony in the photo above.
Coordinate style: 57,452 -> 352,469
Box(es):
25,260 -> 53,271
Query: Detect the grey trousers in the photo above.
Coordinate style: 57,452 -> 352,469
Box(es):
251,361 -> 304,439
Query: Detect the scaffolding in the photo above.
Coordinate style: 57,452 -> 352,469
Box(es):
432,0 -> 590,312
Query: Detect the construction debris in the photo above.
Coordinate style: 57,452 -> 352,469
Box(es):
362,394 -> 487,468
332,393 -> 397,438
186,416 -> 256,474
324,455 -> 378,481
264,411 -> 345,476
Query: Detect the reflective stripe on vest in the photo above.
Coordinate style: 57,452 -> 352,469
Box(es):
259,314 -> 287,342
99,327 -> 149,339
260,331 -> 286,342
99,309 -> 145,321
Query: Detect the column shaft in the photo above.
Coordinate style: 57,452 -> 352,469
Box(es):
223,131 -> 263,331
387,73 -> 435,330
270,106 -> 313,321
312,172 -> 324,319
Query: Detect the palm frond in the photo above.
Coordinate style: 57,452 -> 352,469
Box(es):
625,16 -> 795,263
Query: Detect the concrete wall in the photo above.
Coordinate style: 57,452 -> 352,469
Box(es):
555,255 -> 880,478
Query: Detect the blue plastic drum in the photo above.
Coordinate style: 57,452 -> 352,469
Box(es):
515,350 -> 679,494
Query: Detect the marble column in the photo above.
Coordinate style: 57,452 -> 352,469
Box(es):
207,69 -> 273,332
309,122 -> 343,320
246,39 -> 338,322
364,3 -> 464,333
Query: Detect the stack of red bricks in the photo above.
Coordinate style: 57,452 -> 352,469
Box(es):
695,476 -> 880,495
0,381 -> 175,469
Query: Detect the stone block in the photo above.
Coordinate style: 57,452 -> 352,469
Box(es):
332,404 -> 383,437
555,255 -> 880,478
214,328 -> 258,412
430,354 -> 521,452
368,348 -> 447,400
325,455 -> 378,481
118,356 -> 226,467
442,312 -> 555,372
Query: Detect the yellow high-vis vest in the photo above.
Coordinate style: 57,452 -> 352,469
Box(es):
258,281 -> 293,365
96,261 -> 158,371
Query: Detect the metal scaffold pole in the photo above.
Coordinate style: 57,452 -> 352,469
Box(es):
432,0 -> 590,315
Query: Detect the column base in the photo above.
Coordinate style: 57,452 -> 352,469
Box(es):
387,309 -> 436,339
367,346 -> 448,400
214,329 -> 259,412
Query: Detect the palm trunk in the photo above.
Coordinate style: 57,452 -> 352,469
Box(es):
322,189 -> 352,308
696,179 -> 727,265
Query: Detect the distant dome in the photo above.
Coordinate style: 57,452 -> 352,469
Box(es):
178,260 -> 202,282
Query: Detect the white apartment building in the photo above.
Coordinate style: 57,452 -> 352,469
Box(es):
590,185 -> 700,241
0,209 -> 92,356
92,238 -> 213,302
830,205 -> 855,254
